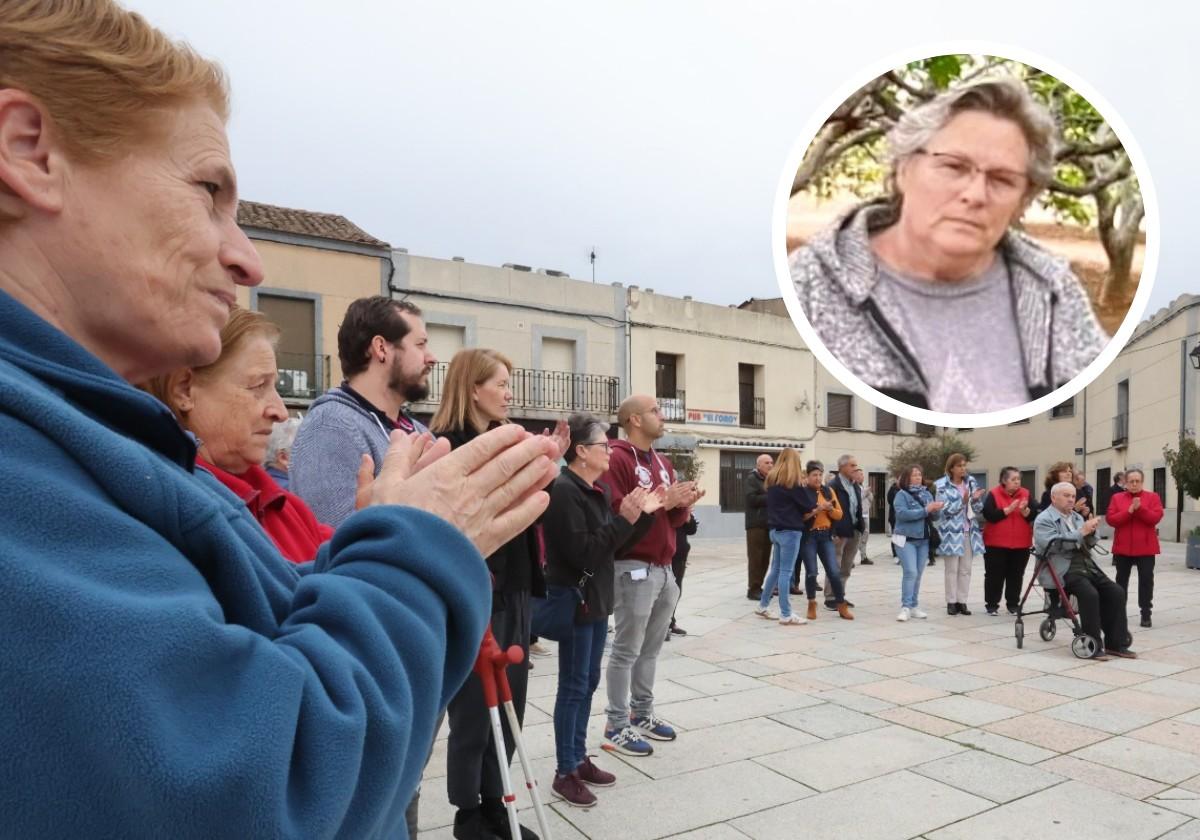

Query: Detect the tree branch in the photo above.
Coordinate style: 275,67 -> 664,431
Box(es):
1050,155 -> 1132,197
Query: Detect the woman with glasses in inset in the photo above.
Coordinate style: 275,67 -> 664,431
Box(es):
791,77 -> 1108,413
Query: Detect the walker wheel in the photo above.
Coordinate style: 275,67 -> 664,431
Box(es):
1071,634 -> 1099,659
1014,619 -> 1024,649
1039,619 -> 1056,642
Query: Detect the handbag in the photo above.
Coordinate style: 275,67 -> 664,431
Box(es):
530,572 -> 591,642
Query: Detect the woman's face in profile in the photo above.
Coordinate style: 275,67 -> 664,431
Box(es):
894,110 -> 1030,266
58,102 -> 264,379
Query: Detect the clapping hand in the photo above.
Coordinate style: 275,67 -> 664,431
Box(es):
619,487 -> 648,524
543,419 -> 571,460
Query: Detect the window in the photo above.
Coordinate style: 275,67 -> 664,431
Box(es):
1114,380 -> 1130,446
1153,467 -> 1167,503
1020,469 -> 1037,497
826,393 -> 853,429
719,451 -> 761,512
540,337 -> 575,373
915,423 -> 935,436
969,471 -> 987,489
655,353 -> 678,398
1051,396 -> 1075,418
875,408 -> 898,433
427,323 -> 465,359
258,294 -> 318,400
739,363 -> 764,428
1096,467 -> 1111,514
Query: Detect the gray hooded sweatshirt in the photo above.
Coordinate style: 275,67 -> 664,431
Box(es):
789,201 -> 1109,410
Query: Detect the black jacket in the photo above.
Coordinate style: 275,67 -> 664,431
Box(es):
830,473 -> 865,538
542,468 -> 652,622
441,425 -> 545,601
744,470 -> 768,529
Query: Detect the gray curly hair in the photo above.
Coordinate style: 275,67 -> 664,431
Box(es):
886,77 -> 1059,199
265,417 -> 301,466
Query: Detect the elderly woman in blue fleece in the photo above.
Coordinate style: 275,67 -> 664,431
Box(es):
0,2 -> 558,838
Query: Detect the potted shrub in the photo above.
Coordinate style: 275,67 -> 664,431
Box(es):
1164,436 -> 1200,568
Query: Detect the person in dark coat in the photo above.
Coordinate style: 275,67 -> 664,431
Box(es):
668,513 -> 698,639
431,348 -> 569,840
744,454 -> 773,600
541,412 -> 657,808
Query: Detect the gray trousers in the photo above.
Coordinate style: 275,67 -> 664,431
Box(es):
825,534 -> 859,599
606,561 -> 679,728
445,590 -> 530,810
404,710 -> 446,836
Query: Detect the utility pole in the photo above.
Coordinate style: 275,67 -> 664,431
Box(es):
590,248 -> 596,283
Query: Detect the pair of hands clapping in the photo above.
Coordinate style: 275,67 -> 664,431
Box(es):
618,486 -> 666,524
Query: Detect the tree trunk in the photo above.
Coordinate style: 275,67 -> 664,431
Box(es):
1096,181 -> 1144,308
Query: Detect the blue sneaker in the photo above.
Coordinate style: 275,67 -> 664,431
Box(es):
602,724 -> 653,756
631,713 -> 676,741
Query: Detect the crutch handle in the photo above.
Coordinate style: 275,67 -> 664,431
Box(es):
473,625 -> 525,708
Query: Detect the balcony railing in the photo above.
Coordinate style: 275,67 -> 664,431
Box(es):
276,352 -> 330,402
419,363 -> 620,415
657,390 -> 686,422
740,396 -> 765,428
1113,413 -> 1129,447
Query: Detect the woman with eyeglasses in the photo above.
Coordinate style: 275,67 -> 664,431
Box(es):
541,412 -> 659,808
791,77 -> 1107,413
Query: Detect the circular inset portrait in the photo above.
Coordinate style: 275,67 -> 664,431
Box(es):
778,52 -> 1156,423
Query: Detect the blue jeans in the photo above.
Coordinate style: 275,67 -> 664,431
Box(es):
553,604 -> 607,775
897,538 -> 929,609
760,529 -> 802,617
801,529 -> 845,602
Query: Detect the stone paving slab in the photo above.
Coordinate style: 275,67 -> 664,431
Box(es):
1071,736 -> 1200,785
731,770 -> 992,840
983,712 -> 1111,753
1036,754 -> 1171,800
768,701 -> 888,739
926,779 -> 1188,840
912,749 -> 1065,803
909,695 -> 1024,727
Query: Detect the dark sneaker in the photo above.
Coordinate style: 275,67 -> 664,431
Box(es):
670,624 -> 687,636
577,755 -> 616,787
947,603 -> 959,616
957,603 -> 972,616
603,725 -> 653,756
1106,648 -> 1138,659
453,807 -> 504,840
860,558 -> 874,565
1140,615 -> 1152,628
552,771 -> 596,808
986,607 -> 999,616
631,713 -> 677,741
824,600 -> 837,611
746,589 -> 762,601
1007,606 -> 1019,616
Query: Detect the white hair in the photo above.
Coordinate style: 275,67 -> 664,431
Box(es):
1050,481 -> 1075,499
266,417 -> 301,466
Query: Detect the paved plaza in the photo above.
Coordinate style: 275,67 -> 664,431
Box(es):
419,538 -> 1200,840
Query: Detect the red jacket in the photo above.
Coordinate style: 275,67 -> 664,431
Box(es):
1105,490 -> 1163,556
199,458 -> 334,563
982,486 -> 1034,549
598,440 -> 690,566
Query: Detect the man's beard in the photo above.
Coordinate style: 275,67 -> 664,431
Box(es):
389,361 -> 429,403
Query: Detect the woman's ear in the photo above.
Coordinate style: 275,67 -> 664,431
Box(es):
169,369 -> 197,414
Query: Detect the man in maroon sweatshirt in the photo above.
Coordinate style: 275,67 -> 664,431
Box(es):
599,394 -> 703,757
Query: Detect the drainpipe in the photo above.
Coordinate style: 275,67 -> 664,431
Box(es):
1178,339 -> 1187,542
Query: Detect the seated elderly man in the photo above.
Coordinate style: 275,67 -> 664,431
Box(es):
1034,482 -> 1136,660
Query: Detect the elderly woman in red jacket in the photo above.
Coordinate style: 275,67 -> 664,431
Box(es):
1105,468 -> 1164,628
981,466 -> 1038,616
143,307 -> 333,563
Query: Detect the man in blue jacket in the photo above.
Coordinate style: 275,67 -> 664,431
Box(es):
0,4 -> 558,836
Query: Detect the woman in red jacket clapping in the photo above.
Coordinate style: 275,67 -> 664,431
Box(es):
1105,468 -> 1164,628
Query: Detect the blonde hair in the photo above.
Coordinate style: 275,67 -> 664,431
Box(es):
429,348 -> 513,436
0,0 -> 228,170
141,306 -> 279,420
765,447 -> 804,490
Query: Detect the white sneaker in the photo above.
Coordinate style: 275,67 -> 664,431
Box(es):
911,608 -> 928,620
779,614 -> 807,625
896,607 -> 910,622
754,607 -> 777,620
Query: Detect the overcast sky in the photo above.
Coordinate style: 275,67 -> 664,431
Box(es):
128,1 -> 1196,321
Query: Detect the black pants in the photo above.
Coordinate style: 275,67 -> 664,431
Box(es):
670,544 -> 689,624
1114,554 -> 1155,615
983,546 -> 1030,611
446,590 -> 530,810
1064,569 -> 1130,651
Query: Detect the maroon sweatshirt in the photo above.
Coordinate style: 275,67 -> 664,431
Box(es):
598,439 -> 690,566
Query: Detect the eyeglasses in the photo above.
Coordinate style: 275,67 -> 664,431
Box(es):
580,440 -> 611,451
913,149 -> 1030,201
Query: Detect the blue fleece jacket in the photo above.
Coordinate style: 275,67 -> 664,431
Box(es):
0,290 -> 491,838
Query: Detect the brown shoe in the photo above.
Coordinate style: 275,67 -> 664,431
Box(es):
837,602 -> 855,621
1105,648 -> 1138,659
577,755 -> 616,787
807,599 -> 818,621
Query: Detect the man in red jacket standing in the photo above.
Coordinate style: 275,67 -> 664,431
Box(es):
599,394 -> 703,758
1105,468 -> 1163,628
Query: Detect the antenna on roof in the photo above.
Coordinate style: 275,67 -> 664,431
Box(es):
589,247 -> 596,283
